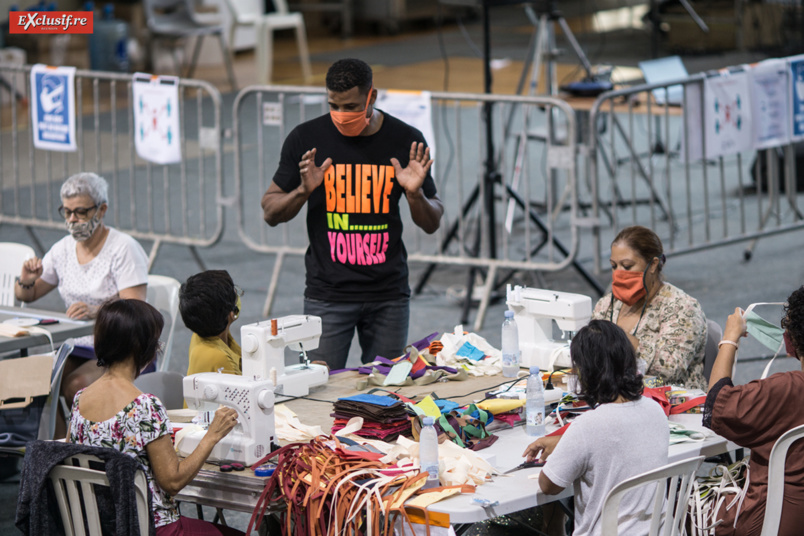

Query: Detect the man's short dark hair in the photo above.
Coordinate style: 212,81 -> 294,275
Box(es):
179,270 -> 237,338
94,299 -> 164,374
570,319 -> 644,407
326,59 -> 373,95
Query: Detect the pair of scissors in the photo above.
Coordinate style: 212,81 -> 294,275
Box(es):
503,460 -> 545,474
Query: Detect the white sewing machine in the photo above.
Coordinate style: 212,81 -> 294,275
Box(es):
506,285 -> 592,371
240,315 -> 328,399
178,373 -> 276,466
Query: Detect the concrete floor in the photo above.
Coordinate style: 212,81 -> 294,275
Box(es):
3,2 -> 804,533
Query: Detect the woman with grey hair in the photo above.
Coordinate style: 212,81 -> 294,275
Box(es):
14,172 -> 149,437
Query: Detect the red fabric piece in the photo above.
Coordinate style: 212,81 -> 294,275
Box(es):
642,386 -> 672,416
492,413 -> 522,426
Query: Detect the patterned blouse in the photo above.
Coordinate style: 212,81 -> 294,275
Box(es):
68,390 -> 180,528
592,282 -> 708,390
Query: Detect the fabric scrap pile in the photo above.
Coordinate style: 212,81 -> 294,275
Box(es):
435,325 -> 503,376
331,394 -> 412,441
246,437 -> 475,536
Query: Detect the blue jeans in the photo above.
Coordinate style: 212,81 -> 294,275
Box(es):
303,297 -> 410,370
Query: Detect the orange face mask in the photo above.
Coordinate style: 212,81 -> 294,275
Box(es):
330,87 -> 373,137
611,269 -> 647,306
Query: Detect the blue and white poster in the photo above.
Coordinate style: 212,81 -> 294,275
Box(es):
703,70 -> 753,159
30,64 -> 76,152
132,73 -> 181,165
789,55 -> 804,142
750,59 -> 790,150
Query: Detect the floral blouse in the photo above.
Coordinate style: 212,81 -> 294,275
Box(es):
68,390 -> 180,528
592,282 -> 708,390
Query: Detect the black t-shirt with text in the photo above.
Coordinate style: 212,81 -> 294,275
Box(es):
272,111 -> 438,302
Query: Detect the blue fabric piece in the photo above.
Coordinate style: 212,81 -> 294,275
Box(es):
434,400 -> 460,414
456,342 -> 485,361
469,409 -> 494,424
337,393 -> 399,407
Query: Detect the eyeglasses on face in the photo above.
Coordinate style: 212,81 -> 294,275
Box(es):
234,285 -> 244,297
58,205 -> 98,219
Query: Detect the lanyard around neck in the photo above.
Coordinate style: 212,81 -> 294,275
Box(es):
609,294 -> 649,336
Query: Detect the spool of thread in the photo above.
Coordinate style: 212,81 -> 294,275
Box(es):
230,463 -> 245,471
270,367 -> 277,387
254,464 -> 275,477
220,464 -> 233,472
271,318 -> 278,336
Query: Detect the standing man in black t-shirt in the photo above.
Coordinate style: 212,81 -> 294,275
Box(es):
261,58 -> 444,370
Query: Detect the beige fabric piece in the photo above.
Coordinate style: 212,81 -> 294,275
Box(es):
275,404 -> 325,442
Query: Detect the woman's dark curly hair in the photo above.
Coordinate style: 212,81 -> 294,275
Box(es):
781,286 -> 804,358
570,319 -> 644,407
94,299 -> 164,375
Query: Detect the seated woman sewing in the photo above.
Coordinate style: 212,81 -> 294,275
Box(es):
703,288 -> 804,535
523,319 -> 669,536
592,225 -> 707,390
67,299 -> 244,536
180,270 -> 243,376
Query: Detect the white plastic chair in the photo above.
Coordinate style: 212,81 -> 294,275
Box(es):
601,456 -> 704,536
143,0 -> 237,90
760,423 -> 804,535
49,453 -> 150,536
145,274 -> 181,372
244,0 -> 312,84
0,242 -> 35,307
134,370 -> 185,409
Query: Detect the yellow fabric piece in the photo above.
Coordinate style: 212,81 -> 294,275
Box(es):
476,398 -> 526,415
415,396 -> 442,418
405,488 -> 462,509
186,332 -> 242,375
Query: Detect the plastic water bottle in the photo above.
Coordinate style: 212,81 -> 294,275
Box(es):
89,4 -> 129,72
526,366 -> 546,437
419,417 -> 440,489
501,310 -> 520,378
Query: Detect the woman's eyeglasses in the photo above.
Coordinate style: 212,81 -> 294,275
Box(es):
234,285 -> 244,297
58,205 -> 97,219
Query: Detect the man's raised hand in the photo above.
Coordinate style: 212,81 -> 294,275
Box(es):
391,142 -> 433,195
298,148 -> 332,196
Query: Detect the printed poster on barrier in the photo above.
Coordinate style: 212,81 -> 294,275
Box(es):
132,73 -> 181,165
750,59 -> 790,150
703,70 -> 753,159
374,89 -> 436,174
30,64 -> 76,152
789,55 -> 804,142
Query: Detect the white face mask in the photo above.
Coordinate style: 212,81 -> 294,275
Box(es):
65,212 -> 101,241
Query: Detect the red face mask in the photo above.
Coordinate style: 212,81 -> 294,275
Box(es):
330,87 -> 373,137
784,331 -> 799,360
612,269 -> 646,306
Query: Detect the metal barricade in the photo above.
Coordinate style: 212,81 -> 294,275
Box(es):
233,85 -> 581,329
0,65 -> 224,268
588,71 -> 804,273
